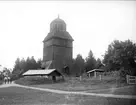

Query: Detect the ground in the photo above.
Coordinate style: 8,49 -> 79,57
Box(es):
0,76 -> 136,105
0,86 -> 136,105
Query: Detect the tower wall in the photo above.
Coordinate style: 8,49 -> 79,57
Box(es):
43,39 -> 54,62
53,42 -> 72,71
43,38 -> 73,72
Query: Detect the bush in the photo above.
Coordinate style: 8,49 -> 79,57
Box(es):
10,73 -> 24,81
118,67 -> 132,83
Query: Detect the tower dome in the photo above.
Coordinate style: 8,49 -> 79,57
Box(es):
43,16 -> 73,42
50,16 -> 66,32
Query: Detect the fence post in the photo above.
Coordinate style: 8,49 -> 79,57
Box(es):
94,71 -> 96,78
80,76 -> 82,81
126,75 -> 129,84
99,75 -> 102,80
89,73 -> 90,78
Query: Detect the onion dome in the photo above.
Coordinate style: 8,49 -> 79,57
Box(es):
50,16 -> 66,32
43,16 -> 74,42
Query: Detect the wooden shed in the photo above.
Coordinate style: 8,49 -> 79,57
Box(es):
23,69 -> 63,82
87,69 -> 104,78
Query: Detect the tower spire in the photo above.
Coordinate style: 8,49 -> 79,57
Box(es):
58,14 -> 59,19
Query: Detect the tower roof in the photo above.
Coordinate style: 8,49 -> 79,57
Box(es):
43,31 -> 74,42
50,17 -> 66,26
43,17 -> 74,42
50,16 -> 66,32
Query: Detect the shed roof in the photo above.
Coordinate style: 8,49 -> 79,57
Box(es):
87,69 -> 104,73
23,69 -> 61,76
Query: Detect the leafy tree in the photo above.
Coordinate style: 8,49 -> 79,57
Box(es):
103,39 -> 136,75
85,50 -> 97,72
3,67 -> 11,76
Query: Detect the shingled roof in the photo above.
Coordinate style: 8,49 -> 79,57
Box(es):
43,31 -> 74,42
23,69 -> 62,76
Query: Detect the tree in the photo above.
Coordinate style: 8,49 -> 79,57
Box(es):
75,54 -> 85,75
12,58 -> 21,76
13,57 -> 21,71
3,67 -> 11,77
12,58 -> 26,79
25,57 -> 31,70
29,56 -> 37,69
103,39 -> 136,75
36,59 -> 42,69
12,56 -> 42,79
85,50 -> 97,72
95,58 -> 103,69
71,54 -> 85,76
20,58 -> 26,71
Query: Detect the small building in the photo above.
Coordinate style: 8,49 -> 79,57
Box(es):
87,69 -> 104,78
23,69 -> 63,82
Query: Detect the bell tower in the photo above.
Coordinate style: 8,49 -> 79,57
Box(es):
43,17 -> 74,72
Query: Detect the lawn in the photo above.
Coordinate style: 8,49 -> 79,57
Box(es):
85,85 -> 136,95
15,75 -> 127,92
14,74 -> 136,96
0,86 -> 136,105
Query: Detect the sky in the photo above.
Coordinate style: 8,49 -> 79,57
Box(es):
0,1 -> 136,70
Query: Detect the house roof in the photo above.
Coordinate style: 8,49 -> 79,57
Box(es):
87,69 -> 104,73
23,69 -> 61,76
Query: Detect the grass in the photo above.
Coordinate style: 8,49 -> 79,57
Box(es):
110,85 -> 136,95
14,74 -> 136,95
0,86 -> 136,105
0,86 -> 63,105
15,75 -> 128,91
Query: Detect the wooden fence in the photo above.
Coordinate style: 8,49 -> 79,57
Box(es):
126,75 -> 136,84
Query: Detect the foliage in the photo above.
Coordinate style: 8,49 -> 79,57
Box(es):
0,71 -> 3,80
95,58 -> 104,69
71,51 -> 104,76
12,56 -> 42,79
85,50 -> 97,72
103,39 -> 136,76
71,54 -> 85,76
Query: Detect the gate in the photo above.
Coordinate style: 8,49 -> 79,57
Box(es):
126,75 -> 136,84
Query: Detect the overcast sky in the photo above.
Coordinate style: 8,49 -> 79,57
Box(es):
0,1 -> 136,69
